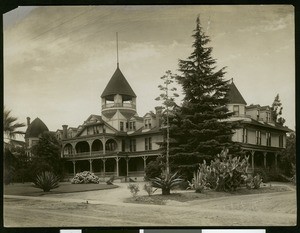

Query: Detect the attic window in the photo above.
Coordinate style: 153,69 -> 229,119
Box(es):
233,105 -> 239,116
144,119 -> 151,129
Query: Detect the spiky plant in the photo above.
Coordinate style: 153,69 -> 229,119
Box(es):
33,171 -> 60,192
151,171 -> 183,195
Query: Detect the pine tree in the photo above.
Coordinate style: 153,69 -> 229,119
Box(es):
271,94 -> 286,126
170,16 -> 241,178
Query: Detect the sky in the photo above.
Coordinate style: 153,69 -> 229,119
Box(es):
4,5 -> 295,135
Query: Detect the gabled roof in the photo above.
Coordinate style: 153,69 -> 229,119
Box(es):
25,117 -> 49,138
129,126 -> 161,136
227,81 -> 247,105
242,118 -> 292,132
101,67 -> 136,98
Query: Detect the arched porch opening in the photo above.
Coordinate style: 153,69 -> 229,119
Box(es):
75,141 -> 90,153
92,139 -> 103,151
105,139 -> 117,152
63,143 -> 73,157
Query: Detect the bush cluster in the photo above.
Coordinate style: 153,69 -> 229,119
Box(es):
190,148 -> 249,192
71,171 -> 100,184
127,183 -> 140,197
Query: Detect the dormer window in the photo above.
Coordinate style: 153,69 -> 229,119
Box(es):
120,122 -> 124,131
145,119 -> 151,129
256,110 -> 260,120
233,105 -> 239,116
266,112 -> 271,122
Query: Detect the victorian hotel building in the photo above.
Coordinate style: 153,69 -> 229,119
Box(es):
25,64 -> 292,180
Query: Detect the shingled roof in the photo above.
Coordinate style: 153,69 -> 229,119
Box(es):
101,67 -> 136,98
227,81 -> 247,105
25,117 -> 49,138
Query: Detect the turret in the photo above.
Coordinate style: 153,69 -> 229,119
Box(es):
101,67 -> 137,125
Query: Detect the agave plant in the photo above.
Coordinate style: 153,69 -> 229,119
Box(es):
151,171 -> 183,195
33,171 -> 60,192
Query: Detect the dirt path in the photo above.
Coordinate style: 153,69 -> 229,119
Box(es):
4,182 -> 296,227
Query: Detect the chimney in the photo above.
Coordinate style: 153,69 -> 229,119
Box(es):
26,117 -> 31,126
155,106 -> 163,127
62,125 -> 68,139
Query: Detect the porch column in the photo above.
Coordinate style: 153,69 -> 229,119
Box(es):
71,142 -> 76,156
115,157 -> 120,177
251,151 -> 255,170
101,158 -> 106,178
102,137 -> 106,155
126,157 -> 130,177
263,152 -> 267,168
143,156 -> 148,171
275,153 -> 278,170
88,141 -> 92,158
72,161 -> 76,176
89,159 -> 93,172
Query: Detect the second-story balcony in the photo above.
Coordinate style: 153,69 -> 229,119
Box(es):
63,151 -> 118,159
102,102 -> 136,110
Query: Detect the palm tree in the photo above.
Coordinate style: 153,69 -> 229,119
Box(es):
3,107 -> 26,184
3,107 -> 25,149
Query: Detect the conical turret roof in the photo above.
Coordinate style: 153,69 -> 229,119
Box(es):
101,67 -> 136,98
25,117 -> 49,138
227,81 -> 247,105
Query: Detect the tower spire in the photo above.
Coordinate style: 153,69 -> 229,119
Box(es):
116,32 -> 119,68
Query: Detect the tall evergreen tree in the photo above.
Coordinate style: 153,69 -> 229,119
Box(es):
271,94 -> 286,126
31,131 -> 65,178
170,16 -> 241,178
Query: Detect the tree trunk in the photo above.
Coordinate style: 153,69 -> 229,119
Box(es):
162,187 -> 170,195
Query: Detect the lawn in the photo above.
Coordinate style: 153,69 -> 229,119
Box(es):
125,185 -> 291,205
4,182 -> 118,196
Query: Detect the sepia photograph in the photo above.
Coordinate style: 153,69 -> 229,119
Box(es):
3,4 -> 296,228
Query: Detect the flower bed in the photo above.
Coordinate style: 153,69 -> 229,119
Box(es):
71,171 -> 100,184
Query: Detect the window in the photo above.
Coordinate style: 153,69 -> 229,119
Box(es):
122,139 -> 126,152
126,122 -> 128,130
133,122 -> 136,130
103,126 -> 106,133
120,122 -> 124,131
256,130 -> 261,145
266,112 -> 271,122
145,138 -> 148,150
279,135 -> 284,148
266,132 -> 271,146
145,119 -> 151,128
256,110 -> 260,120
242,128 -> 248,143
145,137 -> 152,150
130,139 -> 136,152
233,105 -> 239,116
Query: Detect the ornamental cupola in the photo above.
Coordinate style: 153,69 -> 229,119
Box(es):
101,65 -> 137,121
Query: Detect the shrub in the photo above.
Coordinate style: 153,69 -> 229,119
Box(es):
253,167 -> 269,183
144,158 -> 164,180
128,183 -> 140,197
189,161 -> 215,193
192,148 -> 248,192
71,171 -> 100,184
106,175 -> 115,185
151,171 -> 184,195
144,182 -> 156,196
210,148 -> 248,192
244,174 -> 262,189
33,171 -> 60,192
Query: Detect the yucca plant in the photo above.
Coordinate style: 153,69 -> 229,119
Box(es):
151,171 -> 183,195
33,171 -> 60,192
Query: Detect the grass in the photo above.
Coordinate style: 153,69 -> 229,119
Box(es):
125,185 -> 291,205
4,182 -> 118,196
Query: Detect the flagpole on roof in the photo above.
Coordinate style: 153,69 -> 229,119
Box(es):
116,32 -> 119,68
